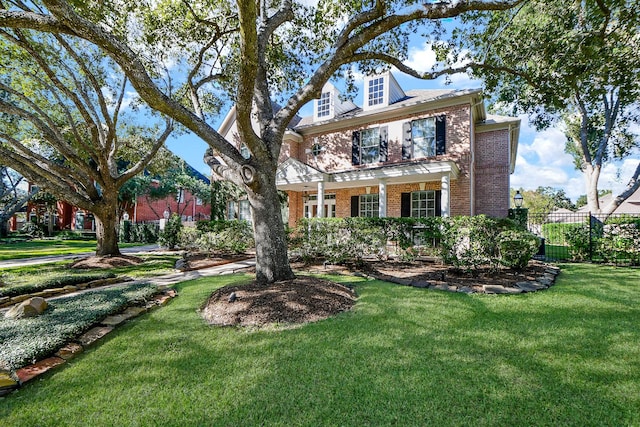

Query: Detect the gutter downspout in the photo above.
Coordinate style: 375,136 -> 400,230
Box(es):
469,104 -> 476,216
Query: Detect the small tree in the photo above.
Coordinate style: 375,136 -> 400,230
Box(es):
0,166 -> 37,237
158,213 -> 183,250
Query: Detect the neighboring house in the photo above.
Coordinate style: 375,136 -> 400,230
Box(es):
218,72 -> 520,227
576,188 -> 640,215
128,166 -> 212,223
21,161 -> 211,233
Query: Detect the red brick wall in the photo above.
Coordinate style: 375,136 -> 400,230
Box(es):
474,129 -> 510,217
131,190 -> 211,222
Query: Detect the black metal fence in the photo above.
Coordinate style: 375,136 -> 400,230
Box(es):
526,212 -> 640,265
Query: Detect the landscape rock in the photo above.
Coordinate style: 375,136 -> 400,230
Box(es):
55,343 -> 84,360
16,357 -> 66,384
4,297 -> 48,319
0,371 -> 19,396
78,326 -> 114,347
483,285 -> 523,294
175,258 -> 188,270
516,281 -> 547,292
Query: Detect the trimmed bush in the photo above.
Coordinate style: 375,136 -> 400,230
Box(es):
158,214 -> 183,249
498,229 -> 541,269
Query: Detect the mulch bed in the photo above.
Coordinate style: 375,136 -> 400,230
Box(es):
201,277 -> 356,327
70,255 -> 144,269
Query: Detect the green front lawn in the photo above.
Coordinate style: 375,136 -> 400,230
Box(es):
0,239 -> 143,261
2,264 -> 639,426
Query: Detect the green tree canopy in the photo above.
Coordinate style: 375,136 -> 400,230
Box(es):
456,0 -> 640,217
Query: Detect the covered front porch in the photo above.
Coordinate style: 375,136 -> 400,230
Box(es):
276,158 -> 460,225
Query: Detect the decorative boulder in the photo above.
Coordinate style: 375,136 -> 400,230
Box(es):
4,297 -> 48,320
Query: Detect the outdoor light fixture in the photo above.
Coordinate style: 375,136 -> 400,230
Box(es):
122,212 -> 130,221
513,190 -> 524,209
163,209 -> 170,219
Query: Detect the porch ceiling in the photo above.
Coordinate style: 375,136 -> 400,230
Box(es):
276,159 -> 459,192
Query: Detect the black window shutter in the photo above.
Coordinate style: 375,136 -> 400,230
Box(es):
352,131 -> 361,165
435,115 -> 446,155
351,195 -> 360,217
402,122 -> 412,160
401,193 -> 411,217
435,190 -> 442,217
379,126 -> 388,162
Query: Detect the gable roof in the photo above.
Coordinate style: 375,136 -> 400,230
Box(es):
577,187 -> 640,214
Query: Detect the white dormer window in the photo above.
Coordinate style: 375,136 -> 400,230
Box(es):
317,92 -> 331,118
368,77 -> 385,107
363,72 -> 405,111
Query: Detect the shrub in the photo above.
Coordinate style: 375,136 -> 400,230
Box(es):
439,216 -> 500,270
564,223 -> 591,261
193,220 -> 253,255
158,214 -> 183,249
19,222 -> 44,239
497,229 -> 540,269
598,219 -> 640,265
178,227 -> 202,251
119,220 -> 132,243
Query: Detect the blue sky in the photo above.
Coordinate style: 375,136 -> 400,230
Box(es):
166,40 -> 639,203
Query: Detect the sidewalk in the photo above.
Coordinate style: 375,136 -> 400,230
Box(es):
0,244 -> 161,269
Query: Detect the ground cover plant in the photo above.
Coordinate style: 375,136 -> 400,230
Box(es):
0,239 -> 141,261
1,264 -> 639,426
0,282 -> 158,371
0,255 -> 180,299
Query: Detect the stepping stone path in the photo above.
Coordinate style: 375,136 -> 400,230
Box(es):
0,288 -> 178,397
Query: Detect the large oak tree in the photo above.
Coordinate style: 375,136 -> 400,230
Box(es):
0,29 -> 172,255
0,0 -> 521,283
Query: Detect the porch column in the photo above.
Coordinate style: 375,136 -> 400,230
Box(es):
441,174 -> 450,217
317,180 -> 325,218
378,179 -> 387,218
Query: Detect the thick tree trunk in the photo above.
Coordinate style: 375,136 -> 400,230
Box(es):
94,205 -> 121,256
247,169 -> 294,284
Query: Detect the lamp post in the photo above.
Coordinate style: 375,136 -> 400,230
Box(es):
513,190 -> 524,209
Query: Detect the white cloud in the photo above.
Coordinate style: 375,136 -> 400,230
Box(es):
600,157 -> 640,195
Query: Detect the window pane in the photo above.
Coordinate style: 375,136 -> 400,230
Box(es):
317,91 -> 331,118
360,128 -> 380,164
410,191 -> 436,218
359,194 -> 379,217
368,77 -> 384,106
411,118 -> 436,158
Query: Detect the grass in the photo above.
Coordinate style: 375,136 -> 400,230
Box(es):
0,255 -> 180,298
0,283 -> 158,371
0,239 -> 143,261
1,264 -> 639,426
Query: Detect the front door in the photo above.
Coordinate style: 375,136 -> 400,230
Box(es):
304,194 -> 336,218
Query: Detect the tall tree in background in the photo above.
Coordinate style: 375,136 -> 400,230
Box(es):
456,0 -> 640,217
0,0 -> 521,283
0,166 -> 37,237
0,29 -> 172,255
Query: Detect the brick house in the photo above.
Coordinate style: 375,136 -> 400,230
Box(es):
218,72 -> 520,227
21,162 -> 211,232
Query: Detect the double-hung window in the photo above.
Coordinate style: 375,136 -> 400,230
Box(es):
352,127 -> 388,165
360,128 -> 380,165
402,115 -> 446,160
411,118 -> 437,158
